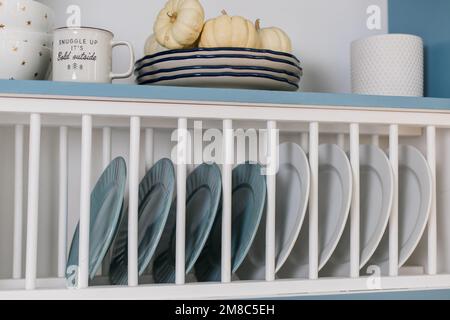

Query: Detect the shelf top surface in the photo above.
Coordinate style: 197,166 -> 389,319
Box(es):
1,80 -> 450,111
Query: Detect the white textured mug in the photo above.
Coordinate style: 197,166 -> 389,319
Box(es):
351,34 -> 424,97
53,27 -> 135,83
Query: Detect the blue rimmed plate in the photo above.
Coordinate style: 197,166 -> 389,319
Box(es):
153,163 -> 222,283
136,47 -> 301,67
65,157 -> 127,287
136,65 -> 301,85
135,53 -> 302,76
195,163 -> 267,282
109,158 -> 175,285
136,65 -> 301,79
137,72 -> 298,91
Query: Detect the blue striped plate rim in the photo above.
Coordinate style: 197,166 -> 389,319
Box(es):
135,54 -> 302,74
136,47 -> 300,65
135,64 -> 302,80
136,71 -> 299,89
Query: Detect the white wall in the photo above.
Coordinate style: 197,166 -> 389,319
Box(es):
41,0 -> 387,93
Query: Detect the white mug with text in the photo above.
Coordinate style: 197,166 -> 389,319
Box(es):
53,27 -> 134,83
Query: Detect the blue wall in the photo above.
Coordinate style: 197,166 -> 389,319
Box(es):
389,0 -> 450,98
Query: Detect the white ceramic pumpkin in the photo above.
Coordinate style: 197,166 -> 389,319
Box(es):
256,19 -> 292,53
144,34 -> 168,55
153,0 -> 205,49
199,11 -> 260,48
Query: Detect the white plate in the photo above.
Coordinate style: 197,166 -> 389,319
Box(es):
138,72 -> 298,91
277,144 -> 352,278
236,143 -> 310,280
320,145 -> 394,277
135,54 -> 302,77
364,145 -> 432,274
136,65 -> 301,85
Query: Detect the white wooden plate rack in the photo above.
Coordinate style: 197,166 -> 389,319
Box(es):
0,80 -> 449,299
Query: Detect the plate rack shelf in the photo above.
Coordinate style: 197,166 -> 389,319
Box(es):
0,80 -> 449,300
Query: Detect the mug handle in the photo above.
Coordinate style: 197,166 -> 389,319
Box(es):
110,40 -> 135,80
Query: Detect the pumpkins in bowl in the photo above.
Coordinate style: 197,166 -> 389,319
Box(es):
148,1 -> 295,59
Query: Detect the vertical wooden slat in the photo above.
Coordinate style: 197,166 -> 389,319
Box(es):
25,114 -> 41,290
176,118 -> 188,285
101,127 -> 112,276
426,126 -> 437,275
145,128 -> 154,172
102,127 -> 112,169
13,124 -> 24,279
309,122 -> 319,279
78,115 -> 92,289
266,121 -> 277,281
57,126 -> 68,278
128,117 -> 141,286
389,124 -> 399,276
350,123 -> 360,278
221,120 -> 233,283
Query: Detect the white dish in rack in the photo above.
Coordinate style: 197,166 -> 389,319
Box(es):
365,145 -> 432,273
320,144 -> 394,277
278,144 -> 352,278
236,143 -> 310,280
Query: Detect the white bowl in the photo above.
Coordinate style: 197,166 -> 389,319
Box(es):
0,29 -> 52,47
0,0 -> 54,33
0,37 -> 52,80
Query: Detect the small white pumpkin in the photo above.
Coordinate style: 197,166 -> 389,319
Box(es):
256,19 -> 292,53
154,0 -> 205,49
199,10 -> 260,48
144,34 -> 168,55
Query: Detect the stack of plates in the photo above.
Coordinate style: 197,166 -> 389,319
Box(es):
135,48 -> 302,91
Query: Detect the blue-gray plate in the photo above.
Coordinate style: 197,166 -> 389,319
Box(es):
153,163 -> 222,283
108,158 -> 175,285
195,163 -> 267,282
65,157 -> 127,286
